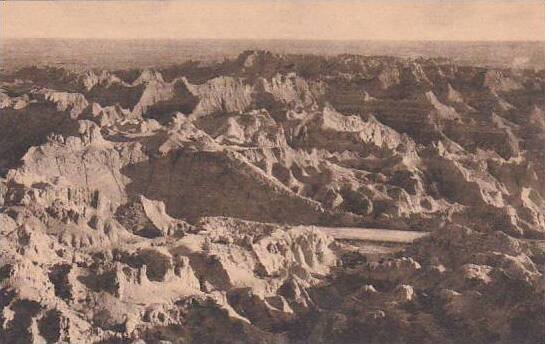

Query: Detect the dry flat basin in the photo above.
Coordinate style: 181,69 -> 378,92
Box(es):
316,227 -> 430,244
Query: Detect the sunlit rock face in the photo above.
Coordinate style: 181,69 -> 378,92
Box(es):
0,51 -> 543,343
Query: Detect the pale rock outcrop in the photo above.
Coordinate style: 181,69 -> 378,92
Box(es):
81,70 -> 124,91
201,109 -> 288,148
425,91 -> 461,122
483,70 -> 523,92
37,89 -> 90,118
188,76 -> 253,117
254,73 -> 319,108
89,102 -> 132,127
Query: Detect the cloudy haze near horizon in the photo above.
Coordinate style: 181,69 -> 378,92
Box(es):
2,0 -> 544,42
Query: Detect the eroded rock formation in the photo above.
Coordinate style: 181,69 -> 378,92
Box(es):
0,51 -> 543,343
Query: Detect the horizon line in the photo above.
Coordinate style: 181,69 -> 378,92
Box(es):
3,37 -> 545,43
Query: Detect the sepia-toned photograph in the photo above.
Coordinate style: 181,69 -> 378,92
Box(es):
0,1 -> 544,343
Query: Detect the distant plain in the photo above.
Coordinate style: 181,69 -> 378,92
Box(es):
2,38 -> 543,71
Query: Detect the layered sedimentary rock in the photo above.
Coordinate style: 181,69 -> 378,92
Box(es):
0,51 -> 543,343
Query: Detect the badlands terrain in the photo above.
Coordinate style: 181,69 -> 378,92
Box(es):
0,50 -> 544,343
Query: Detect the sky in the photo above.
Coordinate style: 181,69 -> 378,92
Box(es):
2,0 -> 544,41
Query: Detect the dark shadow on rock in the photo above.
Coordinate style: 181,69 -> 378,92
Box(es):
145,80 -> 199,124
86,83 -> 146,110
120,150 -> 326,225
0,103 -> 80,176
